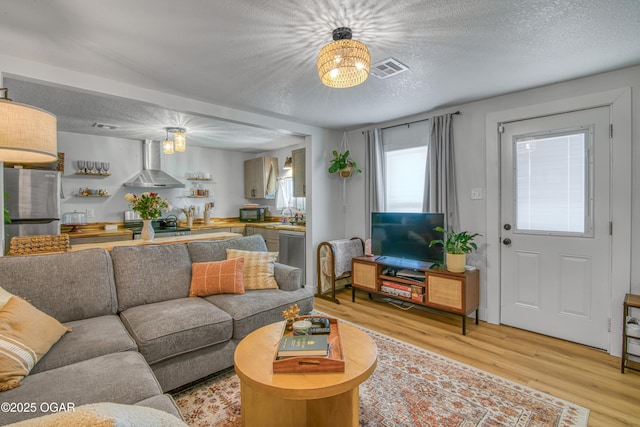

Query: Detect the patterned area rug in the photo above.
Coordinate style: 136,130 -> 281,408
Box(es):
173,315 -> 589,427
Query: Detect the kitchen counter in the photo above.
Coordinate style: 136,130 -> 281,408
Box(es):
64,220 -> 306,240
69,232 -> 242,252
180,221 -> 306,232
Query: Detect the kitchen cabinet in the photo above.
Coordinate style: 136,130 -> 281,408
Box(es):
246,226 -> 279,255
190,226 -> 246,236
70,234 -> 133,245
244,157 -> 278,199
292,148 -> 305,197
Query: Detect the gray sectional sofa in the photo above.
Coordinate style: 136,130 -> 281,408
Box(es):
0,235 -> 313,424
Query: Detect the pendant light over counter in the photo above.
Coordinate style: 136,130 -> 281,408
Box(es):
163,127 -> 187,154
317,27 -> 370,89
0,88 -> 58,163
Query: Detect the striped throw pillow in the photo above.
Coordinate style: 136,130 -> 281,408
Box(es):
0,295 -> 70,391
226,249 -> 279,290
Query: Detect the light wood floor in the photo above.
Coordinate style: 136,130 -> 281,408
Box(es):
314,288 -> 640,427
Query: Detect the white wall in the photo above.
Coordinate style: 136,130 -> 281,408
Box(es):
339,64 -> 639,355
58,132 -> 264,221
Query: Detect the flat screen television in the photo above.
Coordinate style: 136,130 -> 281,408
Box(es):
371,212 -> 445,268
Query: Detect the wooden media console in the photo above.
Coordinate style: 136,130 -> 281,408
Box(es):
351,256 -> 480,335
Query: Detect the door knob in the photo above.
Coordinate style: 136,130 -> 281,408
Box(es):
503,238 -> 512,245
504,224 -> 511,230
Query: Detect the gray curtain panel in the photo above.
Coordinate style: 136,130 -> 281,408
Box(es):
423,114 -> 459,231
364,128 -> 385,238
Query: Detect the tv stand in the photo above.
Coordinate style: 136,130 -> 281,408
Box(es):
351,256 -> 480,335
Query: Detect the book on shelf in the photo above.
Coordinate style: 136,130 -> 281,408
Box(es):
277,335 -> 329,358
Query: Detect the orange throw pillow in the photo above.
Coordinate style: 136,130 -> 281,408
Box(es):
190,258 -> 245,297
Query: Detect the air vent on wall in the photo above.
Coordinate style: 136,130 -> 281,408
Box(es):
92,122 -> 119,130
370,58 -> 409,79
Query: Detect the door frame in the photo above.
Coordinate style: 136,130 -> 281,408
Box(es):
485,87 -> 631,356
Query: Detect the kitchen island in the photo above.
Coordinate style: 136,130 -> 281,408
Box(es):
69,231 -> 242,252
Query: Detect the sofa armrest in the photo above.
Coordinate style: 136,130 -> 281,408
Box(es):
274,262 -> 302,291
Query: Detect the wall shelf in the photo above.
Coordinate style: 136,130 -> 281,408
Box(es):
72,172 -> 111,178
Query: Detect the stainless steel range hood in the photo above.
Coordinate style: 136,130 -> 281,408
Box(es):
124,140 -> 185,188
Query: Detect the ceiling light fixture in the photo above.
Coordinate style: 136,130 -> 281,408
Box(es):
164,127 -> 186,154
162,129 -> 174,154
0,88 -> 58,163
317,27 -> 370,89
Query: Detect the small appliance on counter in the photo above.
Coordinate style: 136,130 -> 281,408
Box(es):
123,211 -> 191,239
239,207 -> 266,222
62,211 -> 87,233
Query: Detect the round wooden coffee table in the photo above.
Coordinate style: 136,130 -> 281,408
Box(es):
234,321 -> 377,427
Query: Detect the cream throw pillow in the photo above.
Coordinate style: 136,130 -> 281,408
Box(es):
0,286 -> 12,310
226,249 -> 279,290
0,295 -> 71,391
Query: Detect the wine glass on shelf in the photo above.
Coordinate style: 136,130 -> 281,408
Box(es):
93,160 -> 101,174
86,161 -> 95,175
101,162 -> 110,175
77,160 -> 86,174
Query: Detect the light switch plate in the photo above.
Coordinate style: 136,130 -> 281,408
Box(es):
86,208 -> 95,218
471,188 -> 484,200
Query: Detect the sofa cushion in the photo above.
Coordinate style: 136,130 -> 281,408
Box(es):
0,249 -> 117,322
8,402 -> 187,426
226,249 -> 278,290
187,234 -> 268,263
0,352 -> 163,425
204,287 -> 314,339
0,296 -> 71,391
189,258 -> 245,296
31,315 -> 137,375
119,297 -> 233,364
112,244 -> 193,311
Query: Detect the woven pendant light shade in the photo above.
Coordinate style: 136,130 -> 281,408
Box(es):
0,92 -> 57,163
317,28 -> 370,89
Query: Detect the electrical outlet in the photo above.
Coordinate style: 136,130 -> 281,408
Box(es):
471,188 -> 484,200
86,208 -> 95,218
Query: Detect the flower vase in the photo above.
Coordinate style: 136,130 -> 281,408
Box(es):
141,219 -> 155,242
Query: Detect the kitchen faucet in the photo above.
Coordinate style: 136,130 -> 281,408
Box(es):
281,207 -> 294,223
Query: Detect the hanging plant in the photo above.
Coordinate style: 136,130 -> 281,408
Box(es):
328,150 -> 361,176
328,132 -> 362,178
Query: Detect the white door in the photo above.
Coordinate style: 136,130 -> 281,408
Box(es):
500,106 -> 610,349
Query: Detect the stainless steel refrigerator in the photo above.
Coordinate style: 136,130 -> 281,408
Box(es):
3,168 -> 61,254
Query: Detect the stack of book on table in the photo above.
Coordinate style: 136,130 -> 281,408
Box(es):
277,335 -> 329,358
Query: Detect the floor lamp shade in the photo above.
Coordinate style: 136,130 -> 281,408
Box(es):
0,99 -> 58,163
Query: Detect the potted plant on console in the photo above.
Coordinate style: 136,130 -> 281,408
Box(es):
429,227 -> 480,273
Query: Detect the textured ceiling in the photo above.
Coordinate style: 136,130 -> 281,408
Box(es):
0,0 -> 639,150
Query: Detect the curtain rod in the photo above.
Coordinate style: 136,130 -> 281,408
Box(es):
380,110 -> 460,131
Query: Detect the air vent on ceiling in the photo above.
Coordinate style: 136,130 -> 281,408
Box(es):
92,122 -> 119,130
370,58 -> 409,79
